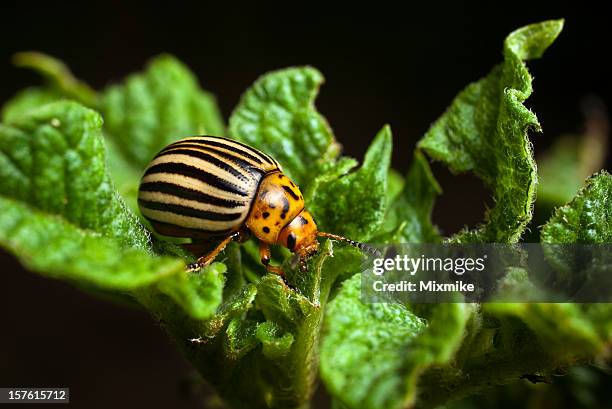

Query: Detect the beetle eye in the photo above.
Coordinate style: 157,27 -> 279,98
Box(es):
286,232 -> 297,251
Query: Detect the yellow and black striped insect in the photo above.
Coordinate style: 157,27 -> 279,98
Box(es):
138,135 -> 370,276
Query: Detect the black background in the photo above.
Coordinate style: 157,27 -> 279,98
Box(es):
0,2 -> 610,408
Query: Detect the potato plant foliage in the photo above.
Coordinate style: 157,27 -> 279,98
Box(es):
1,20 -> 611,409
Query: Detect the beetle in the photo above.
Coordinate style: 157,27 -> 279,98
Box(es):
137,135 -> 372,276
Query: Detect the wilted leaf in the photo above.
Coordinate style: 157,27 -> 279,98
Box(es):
419,20 -> 564,243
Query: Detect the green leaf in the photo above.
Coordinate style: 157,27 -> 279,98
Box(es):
157,262 -> 226,320
538,137 -> 592,209
12,52 -> 98,107
5,53 -> 225,209
199,283 -> 259,340
0,101 -> 223,319
320,275 -> 425,409
229,66 -> 340,186
484,303 -> 604,358
416,304 -> 608,409
0,196 -> 183,288
541,101 -> 609,214
308,125 -> 392,241
539,172 -> 611,288
537,98 -> 608,214
418,174 -> 612,408
541,171 -> 611,243
1,87 -> 62,123
303,157 -> 358,204
100,54 -> 225,168
321,275 -> 471,409
378,150 -> 441,243
256,321 -> 294,359
7,34 -> 611,409
418,20 -> 564,243
0,101 -> 148,248
385,168 -> 405,207
103,135 -> 143,211
138,240 -> 339,409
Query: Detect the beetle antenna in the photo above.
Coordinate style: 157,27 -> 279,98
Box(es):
317,232 -> 381,257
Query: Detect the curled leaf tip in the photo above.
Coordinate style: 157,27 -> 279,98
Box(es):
504,19 -> 564,60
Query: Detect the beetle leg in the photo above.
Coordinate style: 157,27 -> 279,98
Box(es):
187,232 -> 239,272
259,241 -> 286,277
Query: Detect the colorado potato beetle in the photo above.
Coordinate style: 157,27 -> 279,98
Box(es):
138,135 -> 370,275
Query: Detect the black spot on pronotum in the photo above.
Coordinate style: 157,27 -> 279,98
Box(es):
281,212 -> 287,219
281,197 -> 290,213
263,226 -> 270,233
287,233 -> 297,251
282,185 -> 300,200
262,212 -> 270,219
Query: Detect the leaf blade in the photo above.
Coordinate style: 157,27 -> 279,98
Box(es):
0,101 -> 223,319
418,19 -> 564,243
100,54 -> 225,168
229,66 -> 340,186
320,275 -> 471,409
309,125 -> 392,241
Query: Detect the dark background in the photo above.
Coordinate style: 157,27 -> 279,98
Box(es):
0,2 -> 610,408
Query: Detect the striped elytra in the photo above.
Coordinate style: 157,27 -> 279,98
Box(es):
138,135 -> 374,276
138,135 -> 281,238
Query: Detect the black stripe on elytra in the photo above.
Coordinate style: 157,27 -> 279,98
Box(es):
282,185 -> 300,201
144,162 -> 249,197
139,181 -> 245,208
172,144 -> 267,178
138,199 -> 243,221
215,136 -> 277,165
189,139 -> 266,165
157,148 -> 249,182
160,143 -> 268,176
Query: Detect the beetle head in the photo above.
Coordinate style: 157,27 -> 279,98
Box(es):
277,210 -> 319,263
